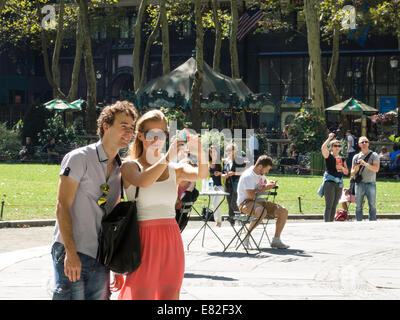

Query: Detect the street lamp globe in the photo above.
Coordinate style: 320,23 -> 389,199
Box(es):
390,56 -> 398,69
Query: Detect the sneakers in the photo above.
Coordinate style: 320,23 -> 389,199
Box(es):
271,237 -> 290,249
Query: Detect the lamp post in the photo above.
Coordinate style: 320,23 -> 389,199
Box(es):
389,56 -> 400,136
346,67 -> 362,99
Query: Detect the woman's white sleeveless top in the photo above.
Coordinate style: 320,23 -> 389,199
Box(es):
124,160 -> 178,221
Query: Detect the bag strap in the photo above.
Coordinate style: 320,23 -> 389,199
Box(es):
120,161 -> 141,201
358,151 -> 373,175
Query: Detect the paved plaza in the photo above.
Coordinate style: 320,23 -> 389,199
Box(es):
0,219 -> 400,300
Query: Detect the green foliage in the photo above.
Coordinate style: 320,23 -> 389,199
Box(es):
369,0 -> 400,39
161,106 -> 190,130
389,134 -> 400,143
0,122 -> 21,159
286,108 -> 327,153
37,113 -> 85,146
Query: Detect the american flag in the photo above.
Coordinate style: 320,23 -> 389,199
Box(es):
237,6 -> 264,41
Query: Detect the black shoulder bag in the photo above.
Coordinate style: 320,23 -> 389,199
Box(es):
97,175 -> 141,275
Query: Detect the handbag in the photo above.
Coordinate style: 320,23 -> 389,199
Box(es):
334,209 -> 348,221
97,177 -> 141,275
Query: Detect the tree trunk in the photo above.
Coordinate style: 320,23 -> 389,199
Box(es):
35,0 -> 66,99
304,0 -> 325,115
0,0 -> 6,15
160,0 -> 170,75
323,23 -> 341,104
67,13 -> 84,101
191,0 -> 204,132
133,0 -> 148,93
139,11 -> 161,92
229,0 -> 239,78
78,0 -> 97,135
52,0 -> 65,98
212,0 -> 222,72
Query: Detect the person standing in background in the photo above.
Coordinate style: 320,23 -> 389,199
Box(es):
351,136 -> 380,221
320,133 -> 349,222
345,130 -> 357,170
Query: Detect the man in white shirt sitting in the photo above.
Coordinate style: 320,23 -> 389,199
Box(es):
237,155 -> 289,249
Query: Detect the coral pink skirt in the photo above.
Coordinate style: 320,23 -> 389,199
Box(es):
118,218 -> 185,300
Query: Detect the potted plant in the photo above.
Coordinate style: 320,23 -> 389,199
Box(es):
372,112 -> 397,137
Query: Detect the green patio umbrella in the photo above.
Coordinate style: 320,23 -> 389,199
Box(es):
71,99 -> 85,110
325,98 -> 378,115
72,99 -> 104,110
44,99 -> 80,111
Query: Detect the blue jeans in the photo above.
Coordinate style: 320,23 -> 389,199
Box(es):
355,182 -> 377,221
51,242 -> 110,300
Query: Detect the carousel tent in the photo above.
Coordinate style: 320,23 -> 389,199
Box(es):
127,57 -> 273,112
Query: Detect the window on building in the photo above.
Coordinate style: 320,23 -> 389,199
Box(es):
9,90 -> 25,104
259,56 -> 308,103
120,17 -> 130,39
130,16 -> 137,38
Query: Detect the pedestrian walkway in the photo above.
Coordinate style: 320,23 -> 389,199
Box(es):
1,220 -> 400,300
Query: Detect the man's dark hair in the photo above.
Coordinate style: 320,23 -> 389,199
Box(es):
255,155 -> 273,168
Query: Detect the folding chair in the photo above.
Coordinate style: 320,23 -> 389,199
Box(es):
223,189 -> 278,254
186,191 -> 229,250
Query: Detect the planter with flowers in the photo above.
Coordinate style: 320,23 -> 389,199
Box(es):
372,112 -> 397,138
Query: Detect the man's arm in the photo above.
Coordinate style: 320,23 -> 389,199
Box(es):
358,158 -> 380,173
56,175 -> 81,282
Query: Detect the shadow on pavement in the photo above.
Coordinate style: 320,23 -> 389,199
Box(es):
184,273 -> 238,282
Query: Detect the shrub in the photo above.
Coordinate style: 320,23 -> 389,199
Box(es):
0,122 -> 21,159
38,113 -> 85,147
286,108 -> 327,153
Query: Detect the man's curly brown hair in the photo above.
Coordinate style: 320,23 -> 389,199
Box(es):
96,100 -> 138,138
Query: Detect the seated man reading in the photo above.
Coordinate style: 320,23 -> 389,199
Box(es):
237,155 -> 289,249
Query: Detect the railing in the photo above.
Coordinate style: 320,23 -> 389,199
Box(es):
263,139 -> 290,157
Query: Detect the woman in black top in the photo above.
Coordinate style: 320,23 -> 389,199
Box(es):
321,133 -> 349,221
222,144 -> 246,225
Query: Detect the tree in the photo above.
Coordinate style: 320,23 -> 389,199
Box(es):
78,0 -> 97,135
133,0 -> 148,93
191,0 -> 204,132
303,0 -> 325,115
160,0 -> 170,75
139,9 -> 161,92
369,0 -> 400,50
0,0 -> 6,15
211,0 -> 222,72
229,0 -> 239,78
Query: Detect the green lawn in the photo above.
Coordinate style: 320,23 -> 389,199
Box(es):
1,163 -> 399,221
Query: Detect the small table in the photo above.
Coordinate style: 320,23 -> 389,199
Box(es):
186,190 -> 229,250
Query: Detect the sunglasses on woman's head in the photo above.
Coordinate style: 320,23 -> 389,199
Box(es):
97,183 -> 109,208
332,144 -> 341,148
359,141 -> 369,144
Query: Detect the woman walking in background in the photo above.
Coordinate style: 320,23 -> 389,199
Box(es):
115,110 -> 208,300
320,133 -> 349,222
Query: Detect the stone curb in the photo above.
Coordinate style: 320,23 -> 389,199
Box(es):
1,214 -> 400,228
